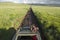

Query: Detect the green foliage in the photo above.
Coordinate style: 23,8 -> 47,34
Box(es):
32,6 -> 60,40
0,3 -> 60,40
0,3 -> 29,40
32,6 -> 60,32
0,3 -> 29,29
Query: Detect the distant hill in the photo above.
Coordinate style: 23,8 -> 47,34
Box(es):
27,3 -> 60,7
0,2 -> 60,7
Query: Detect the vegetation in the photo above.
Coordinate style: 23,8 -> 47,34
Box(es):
32,6 -> 60,40
0,3 -> 29,40
0,3 -> 60,40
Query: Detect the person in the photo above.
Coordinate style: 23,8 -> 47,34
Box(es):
32,35 -> 37,40
31,24 -> 39,33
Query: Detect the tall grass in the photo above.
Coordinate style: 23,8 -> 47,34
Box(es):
32,6 -> 60,40
0,3 -> 29,40
0,3 -> 60,40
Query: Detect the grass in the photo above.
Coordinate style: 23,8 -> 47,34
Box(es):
0,3 -> 30,29
0,3 -> 30,40
0,3 -> 60,40
32,6 -> 60,40
32,6 -> 60,31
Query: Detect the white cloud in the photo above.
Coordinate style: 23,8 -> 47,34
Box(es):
0,0 -> 60,4
0,0 -> 14,2
5,0 -> 13,1
0,0 -> 21,3
13,0 -> 20,3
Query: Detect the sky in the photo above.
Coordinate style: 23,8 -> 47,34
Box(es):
0,0 -> 60,4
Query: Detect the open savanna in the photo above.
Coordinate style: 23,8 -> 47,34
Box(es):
0,3 -> 60,40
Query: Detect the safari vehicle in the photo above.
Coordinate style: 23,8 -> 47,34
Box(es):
12,26 -> 42,40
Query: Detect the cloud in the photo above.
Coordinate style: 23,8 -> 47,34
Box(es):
0,0 -> 60,4
0,0 -> 21,3
0,0 -> 14,2
0,0 -> 13,2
